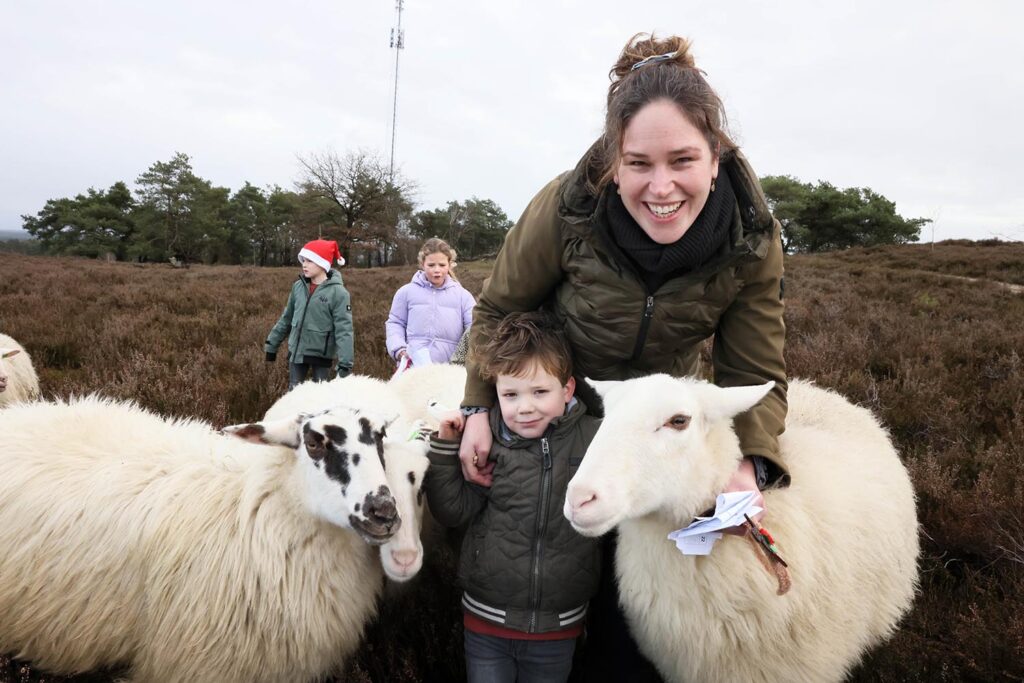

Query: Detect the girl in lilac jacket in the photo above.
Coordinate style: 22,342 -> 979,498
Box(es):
386,238 -> 476,365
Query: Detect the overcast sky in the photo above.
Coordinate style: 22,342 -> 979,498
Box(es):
2,0 -> 1021,242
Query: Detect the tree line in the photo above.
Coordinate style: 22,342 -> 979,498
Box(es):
19,153 -> 930,265
21,151 -> 513,267
761,175 -> 929,253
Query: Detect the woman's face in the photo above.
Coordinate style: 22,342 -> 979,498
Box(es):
613,99 -> 719,245
421,252 -> 451,287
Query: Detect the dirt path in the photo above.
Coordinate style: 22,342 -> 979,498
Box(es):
942,273 -> 1024,294
893,268 -> 1024,294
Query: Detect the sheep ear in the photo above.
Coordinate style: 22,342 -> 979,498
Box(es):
1,348 -> 20,359
698,382 -> 775,424
221,414 -> 304,449
584,378 -> 621,399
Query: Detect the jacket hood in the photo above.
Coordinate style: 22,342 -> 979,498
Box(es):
299,270 -> 343,287
412,270 -> 455,290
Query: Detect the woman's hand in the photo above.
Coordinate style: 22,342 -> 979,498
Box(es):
396,348 -> 408,362
459,412 -> 495,487
722,457 -> 764,536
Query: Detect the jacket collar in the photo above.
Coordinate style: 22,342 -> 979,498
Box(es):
412,270 -> 454,290
299,271 -> 341,287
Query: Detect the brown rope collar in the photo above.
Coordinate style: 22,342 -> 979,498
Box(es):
743,515 -> 792,596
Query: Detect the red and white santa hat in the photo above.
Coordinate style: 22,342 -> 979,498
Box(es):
298,239 -> 345,270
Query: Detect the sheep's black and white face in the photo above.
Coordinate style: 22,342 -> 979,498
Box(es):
223,407 -> 400,545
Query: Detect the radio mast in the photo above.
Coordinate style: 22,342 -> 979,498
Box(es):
388,0 -> 405,178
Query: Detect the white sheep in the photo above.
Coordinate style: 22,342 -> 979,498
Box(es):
0,395 -> 400,683
564,376 -> 919,683
0,332 -> 40,408
265,374 -> 431,583
388,362 -> 468,429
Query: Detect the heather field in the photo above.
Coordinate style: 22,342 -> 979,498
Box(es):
0,241 -> 1022,682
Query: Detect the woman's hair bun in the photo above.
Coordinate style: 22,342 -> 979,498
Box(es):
610,33 -> 696,81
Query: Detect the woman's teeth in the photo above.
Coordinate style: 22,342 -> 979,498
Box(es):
646,201 -> 682,217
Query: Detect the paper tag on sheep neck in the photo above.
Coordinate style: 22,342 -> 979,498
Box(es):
667,491 -> 763,556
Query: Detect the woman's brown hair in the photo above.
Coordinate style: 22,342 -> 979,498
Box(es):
588,33 -> 737,193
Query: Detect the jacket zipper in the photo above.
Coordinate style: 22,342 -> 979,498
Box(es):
293,281 -> 313,360
630,295 -> 655,361
528,437 -> 554,632
626,244 -> 755,362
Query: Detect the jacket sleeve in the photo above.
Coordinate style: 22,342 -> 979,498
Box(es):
461,288 -> 476,331
265,286 -> 296,354
463,177 -> 567,407
332,286 -> 354,372
712,219 -> 788,472
423,435 -> 487,527
385,285 -> 410,359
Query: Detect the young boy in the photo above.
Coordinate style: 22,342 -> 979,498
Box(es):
424,311 -> 601,683
265,239 -> 353,389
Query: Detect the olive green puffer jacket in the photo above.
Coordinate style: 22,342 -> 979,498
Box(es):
464,150 -> 787,470
424,400 -> 602,634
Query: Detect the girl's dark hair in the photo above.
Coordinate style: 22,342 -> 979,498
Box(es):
472,311 -> 573,385
588,33 -> 737,193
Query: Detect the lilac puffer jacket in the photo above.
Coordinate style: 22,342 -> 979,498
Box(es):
386,271 -> 475,364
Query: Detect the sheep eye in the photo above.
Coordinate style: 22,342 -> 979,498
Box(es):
664,414 -> 691,431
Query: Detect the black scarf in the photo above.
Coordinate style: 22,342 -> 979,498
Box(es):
605,169 -> 734,292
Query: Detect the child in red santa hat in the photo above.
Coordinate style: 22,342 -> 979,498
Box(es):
265,239 -> 354,388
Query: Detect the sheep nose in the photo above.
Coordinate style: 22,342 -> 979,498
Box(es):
391,548 -> 419,568
567,488 -> 597,511
365,491 -> 399,530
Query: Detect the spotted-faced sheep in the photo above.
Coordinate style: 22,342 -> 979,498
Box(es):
0,333 -> 40,408
0,396 -> 399,683
265,374 -> 431,583
564,376 -> 919,683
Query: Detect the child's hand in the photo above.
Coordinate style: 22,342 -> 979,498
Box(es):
438,411 -> 465,441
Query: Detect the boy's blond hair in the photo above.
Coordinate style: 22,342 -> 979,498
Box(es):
473,311 -> 573,385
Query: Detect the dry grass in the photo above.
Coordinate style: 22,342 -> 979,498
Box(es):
0,243 -> 1021,682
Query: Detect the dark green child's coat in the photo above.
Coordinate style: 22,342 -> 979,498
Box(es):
424,400 -> 602,634
265,272 -> 354,372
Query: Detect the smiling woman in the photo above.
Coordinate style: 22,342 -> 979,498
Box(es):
614,101 -> 719,244
454,33 -> 789,682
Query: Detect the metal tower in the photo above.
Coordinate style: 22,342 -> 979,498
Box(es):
388,0 -> 405,178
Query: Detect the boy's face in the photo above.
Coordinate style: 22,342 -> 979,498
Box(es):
495,362 -> 575,440
300,257 -> 327,280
